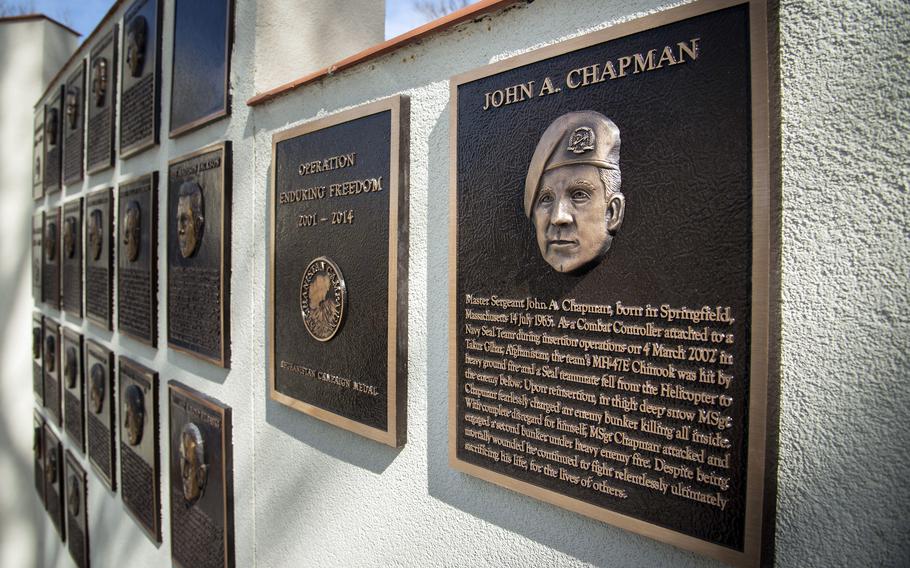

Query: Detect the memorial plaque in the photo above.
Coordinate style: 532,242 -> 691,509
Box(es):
85,188 -> 113,329
62,198 -> 84,317
168,381 -> 234,568
119,0 -> 162,158
44,86 -> 64,194
449,2 -> 773,566
86,26 -> 118,174
63,62 -> 86,186
118,174 -> 158,345
119,356 -> 161,542
44,319 -> 62,426
32,213 -> 43,301
34,107 -> 44,200
86,340 -> 116,490
167,143 -> 231,367
169,0 -> 233,137
63,329 -> 86,453
33,313 -> 45,403
33,411 -> 45,504
43,424 -> 66,540
269,96 -> 409,447
43,207 -> 61,309
64,451 -> 90,568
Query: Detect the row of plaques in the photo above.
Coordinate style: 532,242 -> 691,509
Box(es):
33,0 -> 233,199
33,142 -> 231,367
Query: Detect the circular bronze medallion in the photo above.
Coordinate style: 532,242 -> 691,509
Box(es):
299,257 -> 345,342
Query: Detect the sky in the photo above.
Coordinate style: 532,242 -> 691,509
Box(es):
26,0 -> 451,41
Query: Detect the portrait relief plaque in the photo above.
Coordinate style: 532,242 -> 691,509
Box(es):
87,26 -> 118,174
449,2 -> 773,566
63,329 -> 86,453
44,319 -> 62,426
34,107 -> 44,200
63,62 -> 86,186
34,411 -> 46,504
33,313 -> 45,404
170,0 -> 233,137
168,381 -> 234,568
270,96 -> 409,447
86,340 -> 116,490
43,424 -> 66,540
120,0 -> 162,158
43,207 -> 61,309
119,356 -> 161,542
85,188 -> 113,330
64,451 -> 90,568
43,86 -> 64,194
167,143 -> 231,367
62,198 -> 84,317
118,173 -> 158,345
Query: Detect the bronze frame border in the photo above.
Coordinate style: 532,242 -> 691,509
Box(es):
84,186 -> 114,331
268,94 -> 409,448
118,0 -> 163,160
117,172 -> 159,347
43,85 -> 64,194
62,327 -> 86,453
64,448 -> 90,568
34,105 -> 45,200
62,60 -> 87,188
33,409 -> 46,506
43,206 -> 62,310
43,317 -> 62,427
447,1 -> 772,566
33,212 -> 44,301
33,312 -> 45,404
62,197 -> 84,318
85,338 -> 117,491
43,422 -> 66,540
86,25 -> 119,176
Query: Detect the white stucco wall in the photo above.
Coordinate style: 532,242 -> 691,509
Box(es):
10,0 -> 909,567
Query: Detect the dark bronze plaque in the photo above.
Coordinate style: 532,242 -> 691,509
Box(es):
44,319 -> 62,426
85,188 -> 113,329
86,26 -> 118,174
32,213 -> 43,301
44,86 -> 64,194
62,198 -> 84,317
118,356 -> 161,542
119,0 -> 162,158
63,62 -> 86,186
169,0 -> 233,137
64,451 -> 90,568
43,424 -> 66,540
33,313 -> 45,404
168,381 -> 234,568
34,107 -> 44,200
43,207 -> 61,309
86,340 -> 116,490
167,143 -> 231,367
63,329 -> 86,453
449,2 -> 773,566
33,411 -> 45,505
269,96 -> 409,446
118,173 -> 158,345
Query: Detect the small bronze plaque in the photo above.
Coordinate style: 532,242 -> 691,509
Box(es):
44,86 -> 64,194
33,411 -> 45,504
62,198 -> 84,317
86,340 -> 116,490
32,213 -> 43,301
63,329 -> 86,453
167,143 -> 231,367
34,107 -> 44,200
169,0 -> 233,137
85,188 -> 113,329
119,356 -> 161,542
63,62 -> 86,186
64,451 -> 90,568
44,319 -> 62,427
43,207 -> 61,309
33,313 -> 45,403
118,173 -> 158,345
87,26 -> 118,174
43,424 -> 66,540
168,381 -> 234,568
120,0 -> 162,158
449,2 -> 773,566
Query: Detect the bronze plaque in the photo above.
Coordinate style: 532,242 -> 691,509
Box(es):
63,62 -> 86,186
62,198 -> 84,317
33,313 -> 45,403
167,143 -> 231,367
118,173 -> 158,345
43,207 -> 61,309
34,107 -> 44,200
269,96 -> 409,447
85,188 -> 113,329
119,356 -> 161,542
32,213 -> 43,301
64,451 -> 90,568
44,424 -> 66,540
120,0 -> 162,158
34,411 -> 45,504
87,26 -> 118,174
168,381 -> 234,568
169,0 -> 233,137
44,319 -> 62,426
44,87 -> 64,194
449,2 -> 773,566
63,329 -> 86,453
86,340 -> 116,490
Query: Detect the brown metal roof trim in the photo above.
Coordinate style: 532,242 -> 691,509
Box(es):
0,13 -> 80,37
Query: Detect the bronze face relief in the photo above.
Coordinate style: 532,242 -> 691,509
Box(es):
45,444 -> 58,485
65,88 -> 79,130
44,221 -> 58,261
89,363 -> 105,414
64,216 -> 77,259
123,200 -> 141,262
179,422 -> 208,505
123,383 -> 145,446
91,58 -> 108,108
64,346 -> 77,388
67,473 -> 81,516
126,15 -> 148,78
46,107 -> 59,146
176,181 -> 204,258
300,257 -> 346,342
87,209 -> 103,261
44,334 -> 56,373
